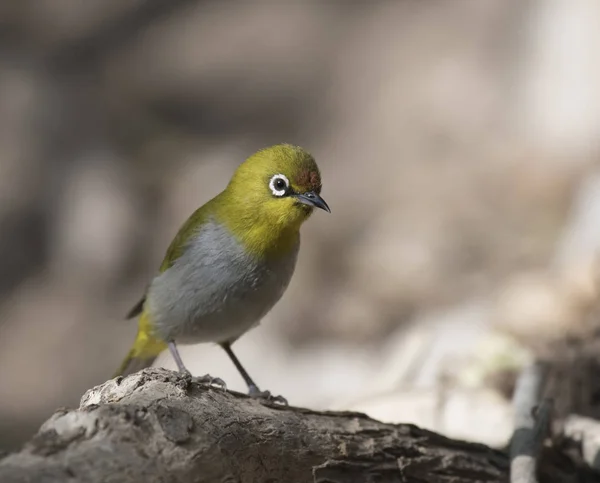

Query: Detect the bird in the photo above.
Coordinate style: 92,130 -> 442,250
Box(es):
114,144 -> 329,403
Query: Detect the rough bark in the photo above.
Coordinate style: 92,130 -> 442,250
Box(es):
0,368 -> 509,483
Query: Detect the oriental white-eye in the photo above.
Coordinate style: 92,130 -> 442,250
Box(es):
115,144 -> 329,403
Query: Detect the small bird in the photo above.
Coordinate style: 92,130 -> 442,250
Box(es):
115,144 -> 329,402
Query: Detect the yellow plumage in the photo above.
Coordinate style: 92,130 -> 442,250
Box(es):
113,310 -> 167,377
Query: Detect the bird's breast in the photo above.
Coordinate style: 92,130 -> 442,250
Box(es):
145,218 -> 299,344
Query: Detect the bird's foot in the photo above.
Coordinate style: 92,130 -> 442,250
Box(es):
186,372 -> 227,390
248,384 -> 288,405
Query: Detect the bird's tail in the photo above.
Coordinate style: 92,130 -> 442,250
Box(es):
113,311 -> 168,378
113,350 -> 159,378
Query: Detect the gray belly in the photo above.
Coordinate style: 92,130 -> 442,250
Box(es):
145,219 -> 299,344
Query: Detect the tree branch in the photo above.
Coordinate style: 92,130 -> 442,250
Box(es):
509,362 -> 551,483
0,368 -> 508,483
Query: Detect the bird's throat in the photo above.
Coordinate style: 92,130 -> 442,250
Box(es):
213,209 -> 300,261
230,219 -> 300,260
213,190 -> 306,260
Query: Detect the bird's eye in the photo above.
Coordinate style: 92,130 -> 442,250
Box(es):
269,174 -> 289,197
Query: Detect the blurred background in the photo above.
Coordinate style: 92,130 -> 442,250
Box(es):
2,0 -> 600,451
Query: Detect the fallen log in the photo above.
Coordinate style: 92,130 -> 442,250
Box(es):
0,368 -> 510,483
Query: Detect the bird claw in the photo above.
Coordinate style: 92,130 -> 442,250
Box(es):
248,385 -> 288,405
192,373 -> 228,390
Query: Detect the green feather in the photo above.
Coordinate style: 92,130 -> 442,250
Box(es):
159,204 -> 209,271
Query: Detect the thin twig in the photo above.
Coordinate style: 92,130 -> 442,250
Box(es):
510,361 -> 552,483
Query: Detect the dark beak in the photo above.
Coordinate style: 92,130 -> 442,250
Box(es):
294,191 -> 331,213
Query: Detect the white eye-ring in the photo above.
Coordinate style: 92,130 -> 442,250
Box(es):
269,173 -> 289,197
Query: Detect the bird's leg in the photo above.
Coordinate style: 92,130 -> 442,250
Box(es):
168,340 -> 189,373
168,341 -> 226,389
220,342 -> 287,405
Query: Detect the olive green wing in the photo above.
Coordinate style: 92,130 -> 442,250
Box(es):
125,205 -> 209,319
158,205 -> 208,272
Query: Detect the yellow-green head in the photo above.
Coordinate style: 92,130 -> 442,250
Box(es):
213,144 -> 329,258
160,144 -> 329,270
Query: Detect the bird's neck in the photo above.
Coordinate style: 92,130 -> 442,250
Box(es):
230,219 -> 300,260
213,194 -> 301,261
